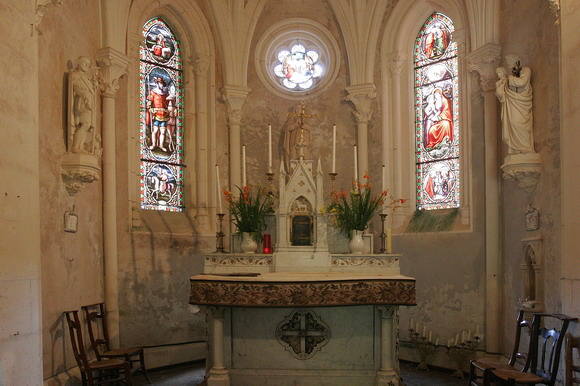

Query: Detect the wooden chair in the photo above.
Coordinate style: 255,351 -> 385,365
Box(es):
566,334 -> 580,386
64,310 -> 132,385
469,310 -> 538,385
486,313 -> 577,385
81,303 -> 151,383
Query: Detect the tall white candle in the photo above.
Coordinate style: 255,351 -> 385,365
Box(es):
242,145 -> 247,187
353,145 -> 358,184
268,124 -> 272,173
382,164 -> 386,192
332,124 -> 336,173
216,164 -> 222,213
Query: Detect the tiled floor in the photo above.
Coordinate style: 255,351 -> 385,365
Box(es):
135,361 -> 466,385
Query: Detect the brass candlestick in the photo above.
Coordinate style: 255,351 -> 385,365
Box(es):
215,213 -> 227,253
266,171 -> 275,197
379,213 -> 388,253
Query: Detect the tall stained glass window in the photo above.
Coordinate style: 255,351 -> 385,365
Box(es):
414,12 -> 460,210
139,17 -> 184,212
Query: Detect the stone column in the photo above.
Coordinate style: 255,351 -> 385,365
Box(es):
346,84 -> 376,179
192,54 -> 211,229
376,306 -> 400,385
208,307 -> 230,386
223,85 -> 249,190
97,47 -> 128,347
467,43 -> 502,354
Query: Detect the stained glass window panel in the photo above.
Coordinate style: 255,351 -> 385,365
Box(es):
139,17 -> 185,212
273,43 -> 323,90
414,12 -> 460,211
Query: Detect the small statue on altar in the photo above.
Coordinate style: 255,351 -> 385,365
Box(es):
283,102 -> 315,167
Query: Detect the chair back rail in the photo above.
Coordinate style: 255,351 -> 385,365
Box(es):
82,303 -> 111,360
530,313 -> 577,385
566,334 -> 580,386
509,310 -> 536,371
64,310 -> 93,384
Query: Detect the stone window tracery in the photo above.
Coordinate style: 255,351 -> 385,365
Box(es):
414,12 -> 461,210
273,43 -> 323,91
139,17 -> 185,212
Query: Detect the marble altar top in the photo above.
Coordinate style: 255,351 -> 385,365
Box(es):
189,272 -> 416,307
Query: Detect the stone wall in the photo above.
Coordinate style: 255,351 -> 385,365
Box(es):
38,0 -> 104,381
0,1 -> 43,385
499,0 -> 563,353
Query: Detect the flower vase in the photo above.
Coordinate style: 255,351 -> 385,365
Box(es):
349,230 -> 366,254
241,232 -> 257,253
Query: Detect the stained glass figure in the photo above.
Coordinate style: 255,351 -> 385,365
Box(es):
273,44 -> 323,90
140,17 -> 184,212
414,12 -> 460,210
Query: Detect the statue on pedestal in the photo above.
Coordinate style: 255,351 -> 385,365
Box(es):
495,55 -> 542,192
283,102 -> 315,168
495,56 -> 535,155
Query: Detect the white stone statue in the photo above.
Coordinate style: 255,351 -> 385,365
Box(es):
68,56 -> 97,154
495,56 -> 535,155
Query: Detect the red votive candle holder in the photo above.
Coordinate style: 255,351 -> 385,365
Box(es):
262,233 -> 272,254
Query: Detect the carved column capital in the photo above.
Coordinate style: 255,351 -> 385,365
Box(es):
377,305 -> 395,319
345,83 -> 377,123
222,85 -> 250,126
96,47 -> 129,98
467,43 -> 502,92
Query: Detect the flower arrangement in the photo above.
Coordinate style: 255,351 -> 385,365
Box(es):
224,185 -> 273,238
326,175 -> 387,237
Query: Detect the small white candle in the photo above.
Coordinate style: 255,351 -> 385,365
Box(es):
216,164 -> 222,213
242,145 -> 247,187
382,164 -> 386,192
353,145 -> 358,184
467,330 -> 472,341
422,325 -> 426,337
332,124 -> 337,173
268,124 -> 272,173
462,330 -> 466,342
435,338 -> 439,346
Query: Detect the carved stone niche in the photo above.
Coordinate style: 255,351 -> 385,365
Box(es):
501,153 -> 543,193
519,236 -> 544,312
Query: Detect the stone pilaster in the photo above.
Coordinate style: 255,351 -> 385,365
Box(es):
96,46 -> 128,348
467,43 -> 502,354
222,85 -> 250,190
345,83 -> 376,179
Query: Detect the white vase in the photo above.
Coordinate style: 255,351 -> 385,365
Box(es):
349,230 -> 366,254
241,232 -> 257,253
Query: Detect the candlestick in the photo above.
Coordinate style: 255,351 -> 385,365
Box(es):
435,338 -> 439,346
215,213 -> 226,253
216,164 -> 223,213
242,145 -> 247,187
328,172 -> 338,193
353,145 -> 358,185
422,325 -> 426,337
268,124 -> 272,173
379,213 -> 388,253
332,124 -> 336,173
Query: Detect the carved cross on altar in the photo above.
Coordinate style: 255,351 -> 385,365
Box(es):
275,310 -> 329,360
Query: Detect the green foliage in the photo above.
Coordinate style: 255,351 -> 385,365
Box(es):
327,187 -> 386,237
406,208 -> 459,232
225,186 -> 273,238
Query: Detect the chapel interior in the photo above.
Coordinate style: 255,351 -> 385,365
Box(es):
2,0 -> 580,385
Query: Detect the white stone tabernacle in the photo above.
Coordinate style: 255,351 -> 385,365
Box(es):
190,138 -> 416,385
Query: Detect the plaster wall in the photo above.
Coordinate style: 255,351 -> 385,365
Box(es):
37,0 -> 105,381
0,1 -> 43,385
498,0 -> 565,353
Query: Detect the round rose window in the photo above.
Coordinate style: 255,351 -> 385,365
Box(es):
273,44 -> 324,90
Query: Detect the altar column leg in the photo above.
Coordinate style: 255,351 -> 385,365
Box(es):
208,307 -> 230,386
376,306 -> 400,386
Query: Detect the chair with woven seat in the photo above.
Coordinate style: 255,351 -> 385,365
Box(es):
566,334 -> 580,386
469,310 -> 538,386
64,310 -> 132,385
82,303 -> 151,383
486,313 -> 577,386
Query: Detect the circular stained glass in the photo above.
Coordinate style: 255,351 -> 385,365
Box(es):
273,44 -> 324,91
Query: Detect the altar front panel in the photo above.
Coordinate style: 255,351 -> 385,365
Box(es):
230,306 -> 377,370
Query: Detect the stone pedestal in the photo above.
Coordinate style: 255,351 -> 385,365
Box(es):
501,152 -> 543,192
